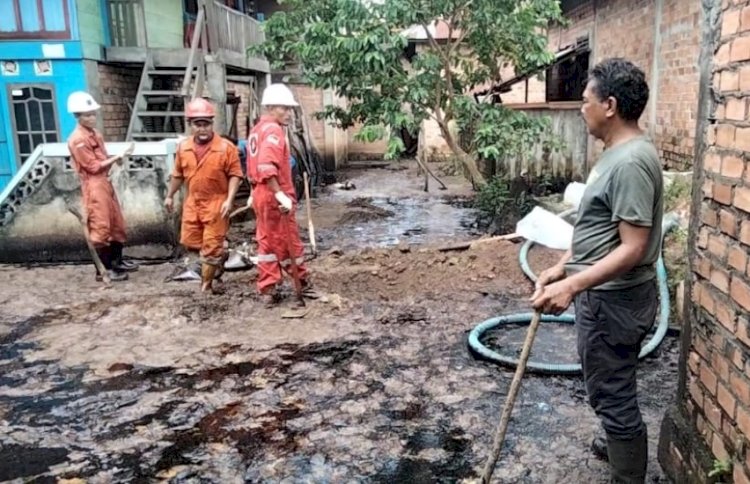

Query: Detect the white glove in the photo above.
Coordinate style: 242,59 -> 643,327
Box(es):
274,191 -> 293,212
246,195 -> 253,208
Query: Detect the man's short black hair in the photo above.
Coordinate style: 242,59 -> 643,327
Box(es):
588,58 -> 649,122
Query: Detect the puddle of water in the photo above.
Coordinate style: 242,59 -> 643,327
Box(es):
315,167 -> 479,250
323,197 -> 478,250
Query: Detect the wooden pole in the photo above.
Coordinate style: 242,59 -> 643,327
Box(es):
303,172 -> 317,256
68,207 -> 111,287
480,311 -> 542,483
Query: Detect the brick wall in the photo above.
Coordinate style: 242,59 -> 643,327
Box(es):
289,84 -> 355,168
228,81 -> 252,139
660,1 -> 750,482
498,0 -> 702,171
653,0 -> 703,171
290,84 -> 326,155
97,64 -> 141,141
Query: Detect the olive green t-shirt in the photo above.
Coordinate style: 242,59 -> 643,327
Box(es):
565,136 -> 663,290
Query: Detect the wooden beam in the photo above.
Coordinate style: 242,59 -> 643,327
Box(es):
226,75 -> 255,83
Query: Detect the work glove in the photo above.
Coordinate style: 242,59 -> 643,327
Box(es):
275,192 -> 293,213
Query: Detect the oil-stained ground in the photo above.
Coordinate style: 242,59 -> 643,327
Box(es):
0,164 -> 678,483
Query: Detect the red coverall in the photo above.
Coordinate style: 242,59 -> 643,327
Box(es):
173,135 -> 243,265
67,125 -> 126,247
247,115 -> 308,294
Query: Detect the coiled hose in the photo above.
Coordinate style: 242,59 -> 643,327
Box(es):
467,211 -> 680,375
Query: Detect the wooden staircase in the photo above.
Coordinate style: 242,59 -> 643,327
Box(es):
126,6 -> 207,141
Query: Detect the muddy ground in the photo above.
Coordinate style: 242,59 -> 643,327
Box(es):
0,163 -> 678,483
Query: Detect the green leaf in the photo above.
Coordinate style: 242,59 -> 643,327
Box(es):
259,0 -> 564,171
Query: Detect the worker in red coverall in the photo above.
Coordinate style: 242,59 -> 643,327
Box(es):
164,98 -> 243,294
247,84 -> 311,307
67,91 -> 138,282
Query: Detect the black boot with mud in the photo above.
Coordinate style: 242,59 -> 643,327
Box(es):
607,431 -> 648,484
110,242 -> 139,272
591,435 -> 608,461
95,246 -> 128,282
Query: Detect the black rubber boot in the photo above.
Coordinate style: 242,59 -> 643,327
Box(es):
607,431 -> 647,484
111,242 -> 139,272
95,246 -> 128,282
591,435 -> 609,461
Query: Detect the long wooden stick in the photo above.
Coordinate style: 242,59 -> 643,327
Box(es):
282,212 -> 305,307
480,311 -> 542,483
303,172 -> 317,256
437,233 -> 520,252
68,207 -> 111,287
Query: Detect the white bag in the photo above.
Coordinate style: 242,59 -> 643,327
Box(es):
516,206 -> 574,250
563,182 -> 586,209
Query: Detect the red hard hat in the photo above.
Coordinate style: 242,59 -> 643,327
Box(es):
185,98 -> 215,119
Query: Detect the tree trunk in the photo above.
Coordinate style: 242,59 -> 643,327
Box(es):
437,121 -> 487,188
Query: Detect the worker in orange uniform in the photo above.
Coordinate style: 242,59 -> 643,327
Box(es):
164,98 -> 243,294
247,84 -> 311,307
67,91 -> 138,282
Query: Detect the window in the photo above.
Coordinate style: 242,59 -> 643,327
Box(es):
9,85 -> 59,166
0,0 -> 71,39
545,51 -> 589,103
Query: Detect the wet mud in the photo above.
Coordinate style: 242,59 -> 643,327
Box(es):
0,163 -> 678,483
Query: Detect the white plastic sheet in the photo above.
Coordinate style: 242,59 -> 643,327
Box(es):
563,182 -> 586,209
516,206 -> 574,250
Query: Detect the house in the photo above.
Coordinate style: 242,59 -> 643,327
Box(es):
0,0 -> 272,192
481,0 -> 702,178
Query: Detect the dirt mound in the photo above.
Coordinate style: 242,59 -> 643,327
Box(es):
313,241 -> 562,302
346,197 -> 377,209
337,198 -> 395,225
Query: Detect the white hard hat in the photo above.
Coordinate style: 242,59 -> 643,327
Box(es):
261,84 -> 299,107
67,91 -> 101,114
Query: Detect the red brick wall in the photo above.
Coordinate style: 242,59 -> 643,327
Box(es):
228,81 -> 252,139
685,2 -> 750,483
289,84 -> 326,155
550,2 -> 595,52
502,0 -> 701,171
97,64 -> 141,141
653,0 -> 703,171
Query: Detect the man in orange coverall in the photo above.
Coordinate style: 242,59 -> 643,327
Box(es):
67,91 -> 138,282
164,98 -> 243,294
247,84 -> 311,307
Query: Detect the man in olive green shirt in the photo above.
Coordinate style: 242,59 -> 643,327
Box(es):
532,58 -> 662,484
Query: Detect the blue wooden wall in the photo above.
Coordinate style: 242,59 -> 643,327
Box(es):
0,0 -> 87,191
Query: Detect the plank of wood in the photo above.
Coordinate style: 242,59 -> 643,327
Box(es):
437,233 -> 521,252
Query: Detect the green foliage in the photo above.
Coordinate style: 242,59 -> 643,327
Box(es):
257,0 -> 565,184
475,176 -> 535,233
664,176 -> 692,212
708,459 -> 732,482
475,176 -> 512,218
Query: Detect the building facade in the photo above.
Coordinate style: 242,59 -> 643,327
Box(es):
0,0 -> 270,192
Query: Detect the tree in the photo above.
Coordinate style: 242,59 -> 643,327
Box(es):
258,0 -> 564,187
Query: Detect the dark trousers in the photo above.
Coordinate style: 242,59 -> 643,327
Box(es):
574,279 -> 658,440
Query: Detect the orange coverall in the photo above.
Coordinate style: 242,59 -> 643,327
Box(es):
67,125 -> 126,247
247,115 -> 308,294
173,135 -> 243,265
